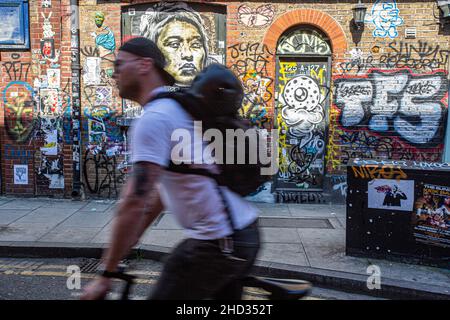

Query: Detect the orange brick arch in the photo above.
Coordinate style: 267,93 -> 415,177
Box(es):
263,9 -> 348,56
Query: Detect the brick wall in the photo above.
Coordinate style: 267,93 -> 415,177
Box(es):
0,0 -> 448,203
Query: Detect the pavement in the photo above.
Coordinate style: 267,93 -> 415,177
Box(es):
0,196 -> 449,300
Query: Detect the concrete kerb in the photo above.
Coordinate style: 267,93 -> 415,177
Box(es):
0,242 -> 448,300
251,261 -> 450,300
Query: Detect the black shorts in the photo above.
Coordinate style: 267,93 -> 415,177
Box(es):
149,220 -> 260,300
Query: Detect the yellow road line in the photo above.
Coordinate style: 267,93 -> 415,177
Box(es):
0,269 -> 157,284
0,264 -> 322,300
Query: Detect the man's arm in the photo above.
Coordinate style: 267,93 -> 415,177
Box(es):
101,161 -> 164,271
81,161 -> 164,300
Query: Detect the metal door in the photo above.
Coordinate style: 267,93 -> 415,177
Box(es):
274,57 -> 331,191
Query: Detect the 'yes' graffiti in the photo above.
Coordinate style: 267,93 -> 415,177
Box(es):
334,69 -> 448,146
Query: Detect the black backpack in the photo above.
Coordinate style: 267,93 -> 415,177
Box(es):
153,64 -> 272,197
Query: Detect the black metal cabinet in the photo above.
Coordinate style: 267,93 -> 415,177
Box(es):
346,159 -> 450,269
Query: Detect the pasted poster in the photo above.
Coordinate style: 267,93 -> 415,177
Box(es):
39,88 -> 59,115
40,129 -> 58,156
83,57 -> 101,85
14,165 -> 28,185
47,68 -> 60,89
367,179 -> 414,211
412,183 -> 450,248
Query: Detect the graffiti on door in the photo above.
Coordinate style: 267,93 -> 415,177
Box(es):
275,61 -> 329,190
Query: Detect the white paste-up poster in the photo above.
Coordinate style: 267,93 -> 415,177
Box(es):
40,129 -> 58,156
83,57 -> 101,85
14,165 -> 28,185
368,179 -> 414,212
47,68 -> 60,88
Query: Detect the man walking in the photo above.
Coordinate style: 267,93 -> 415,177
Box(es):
80,37 -> 260,300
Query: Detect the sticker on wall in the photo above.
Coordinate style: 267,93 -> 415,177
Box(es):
39,88 -> 59,115
42,0 -> 51,8
95,86 -> 112,106
47,68 -> 60,89
83,57 -> 101,85
368,179 -> 414,212
40,39 -> 55,59
14,165 -> 28,185
412,183 -> 450,248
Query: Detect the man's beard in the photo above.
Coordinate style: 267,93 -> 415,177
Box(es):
119,81 -> 140,101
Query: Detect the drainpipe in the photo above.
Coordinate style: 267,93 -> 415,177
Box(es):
70,0 -> 83,199
444,51 -> 450,163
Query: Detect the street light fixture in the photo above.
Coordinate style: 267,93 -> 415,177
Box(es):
437,0 -> 450,20
352,0 -> 367,30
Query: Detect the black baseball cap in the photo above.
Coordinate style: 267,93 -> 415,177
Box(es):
119,37 -> 175,86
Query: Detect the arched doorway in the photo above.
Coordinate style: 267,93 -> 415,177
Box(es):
274,26 -> 332,194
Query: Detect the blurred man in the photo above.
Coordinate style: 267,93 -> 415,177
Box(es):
80,37 -> 260,300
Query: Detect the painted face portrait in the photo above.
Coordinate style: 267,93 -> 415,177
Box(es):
95,12 -> 105,28
156,19 -> 206,86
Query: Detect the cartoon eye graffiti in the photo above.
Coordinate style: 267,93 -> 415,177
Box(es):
238,4 -> 275,27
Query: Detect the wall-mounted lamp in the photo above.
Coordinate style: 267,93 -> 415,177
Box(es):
352,0 -> 367,30
437,0 -> 450,20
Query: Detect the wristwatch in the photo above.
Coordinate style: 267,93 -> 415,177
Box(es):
96,264 -> 133,281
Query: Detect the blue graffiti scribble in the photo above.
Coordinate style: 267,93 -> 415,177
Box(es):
366,0 -> 404,39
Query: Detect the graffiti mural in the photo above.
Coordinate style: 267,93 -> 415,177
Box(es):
339,42 -> 450,75
278,29 -> 332,55
327,68 -> 448,176
275,61 -> 329,191
123,1 -> 225,87
229,42 -> 274,127
379,41 -> 450,71
3,81 -> 35,143
237,4 -> 275,28
42,12 -> 55,39
83,148 -> 126,198
365,0 -> 404,39
334,69 -> 448,145
91,11 -> 116,58
276,191 -> 325,204
2,59 -> 31,82
4,145 -> 34,164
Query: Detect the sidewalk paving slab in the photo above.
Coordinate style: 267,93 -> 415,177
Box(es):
258,243 -> 309,266
0,210 -> 31,225
0,223 -> 57,242
0,197 -> 448,300
140,229 -> 186,248
58,212 -> 113,229
0,200 -> 48,210
260,227 -> 302,243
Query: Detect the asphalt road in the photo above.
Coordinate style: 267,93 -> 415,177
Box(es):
0,257 -> 383,300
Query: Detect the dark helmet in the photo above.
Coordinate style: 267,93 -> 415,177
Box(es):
187,63 -> 244,116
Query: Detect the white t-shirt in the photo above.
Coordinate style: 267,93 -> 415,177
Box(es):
129,87 -> 259,240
